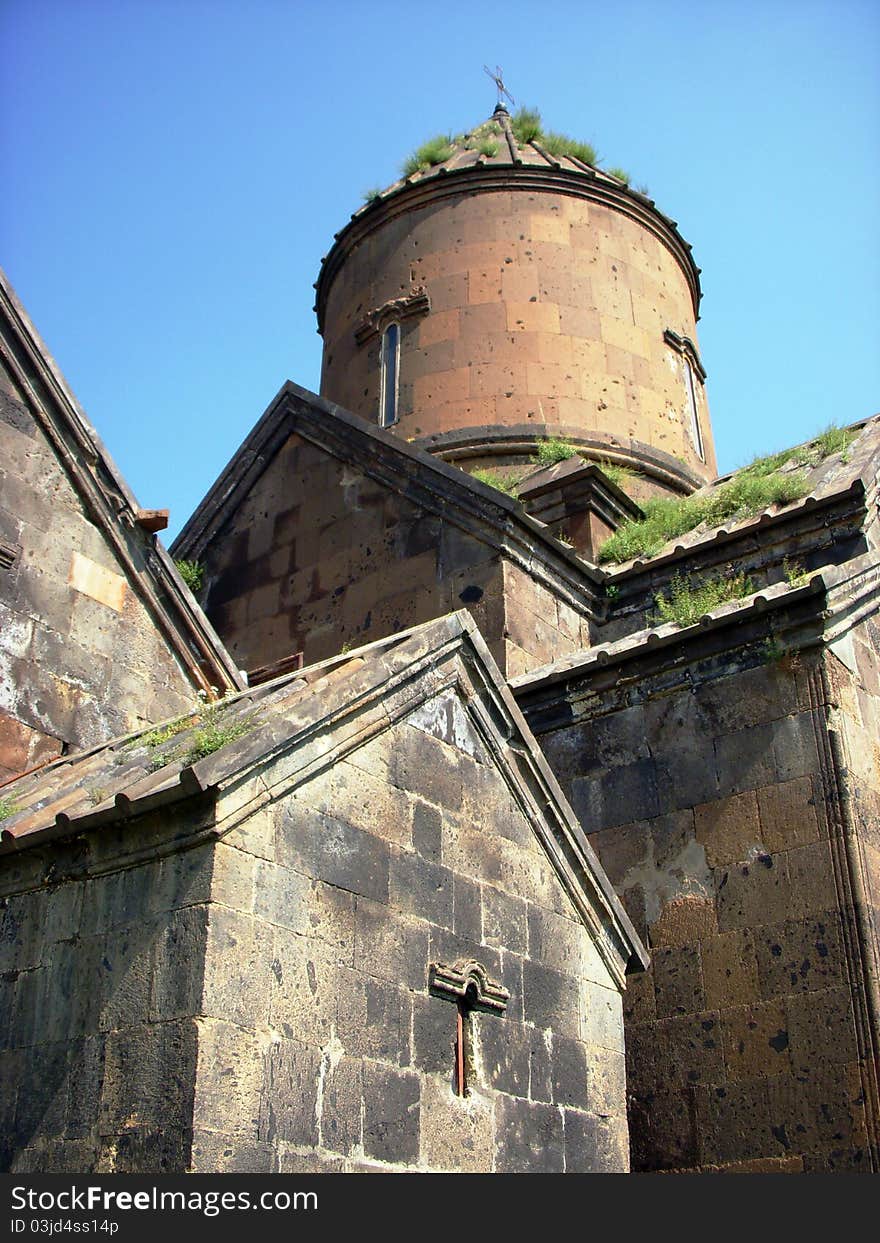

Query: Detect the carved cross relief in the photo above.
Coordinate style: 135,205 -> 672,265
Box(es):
429,959 -> 510,1096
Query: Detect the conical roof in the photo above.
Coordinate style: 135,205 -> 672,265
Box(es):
362,104 -> 645,206
317,105 -> 699,324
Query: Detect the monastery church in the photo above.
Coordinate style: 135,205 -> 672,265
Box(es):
1,103 -> 878,1174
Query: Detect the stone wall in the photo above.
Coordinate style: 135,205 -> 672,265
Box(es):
2,664 -> 634,1174
191,688 -> 629,1172
0,799 -> 215,1172
518,640 -> 880,1172
0,361 -> 198,776
198,431 -> 589,678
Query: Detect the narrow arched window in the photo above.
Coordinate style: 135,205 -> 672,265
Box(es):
683,356 -> 704,461
379,322 -> 400,427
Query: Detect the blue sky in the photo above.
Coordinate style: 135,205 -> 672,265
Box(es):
2,0 -> 878,541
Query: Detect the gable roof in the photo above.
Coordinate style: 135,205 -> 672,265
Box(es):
0,268 -> 243,698
0,610 -> 647,983
172,379 -> 605,622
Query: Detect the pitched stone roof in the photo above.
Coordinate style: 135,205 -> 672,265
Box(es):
0,611 -> 648,980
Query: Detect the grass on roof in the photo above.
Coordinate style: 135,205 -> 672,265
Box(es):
653,571 -> 755,628
533,438 -> 579,467
469,467 -> 522,498
598,469 -> 808,564
598,421 -> 859,565
402,135 -> 455,177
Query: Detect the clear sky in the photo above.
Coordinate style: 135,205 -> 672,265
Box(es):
2,0 -> 878,541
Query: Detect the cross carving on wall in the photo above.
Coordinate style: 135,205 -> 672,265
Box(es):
429,959 -> 510,1096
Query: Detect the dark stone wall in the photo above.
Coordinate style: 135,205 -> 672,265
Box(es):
519,644 -> 879,1172
0,803 -> 215,1173
198,431 -> 588,678
190,686 -> 628,1172
0,361 -> 195,776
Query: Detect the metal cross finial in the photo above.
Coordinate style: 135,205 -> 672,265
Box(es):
484,64 -> 515,109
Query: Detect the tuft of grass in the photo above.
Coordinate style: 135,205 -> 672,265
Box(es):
0,793 -> 21,821
598,468 -> 809,564
606,167 -> 630,184
402,135 -> 454,176
540,130 -> 598,166
469,467 -> 522,498
175,559 -> 204,593
636,183 -> 651,196
477,138 -> 499,157
813,423 -> 857,462
654,571 -> 754,628
596,459 -> 635,488
533,438 -> 579,467
783,557 -> 810,588
510,106 -> 543,144
180,713 -> 254,767
139,715 -> 194,750
86,786 -> 108,807
362,187 -> 382,203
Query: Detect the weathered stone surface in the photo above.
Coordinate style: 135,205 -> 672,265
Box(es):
362,1062 -> 420,1164
494,1093 -> 565,1172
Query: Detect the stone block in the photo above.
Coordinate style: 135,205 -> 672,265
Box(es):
652,943 -> 705,1019
481,885 -> 528,955
656,745 -> 720,813
389,850 -> 453,928
388,724 -> 464,813
650,1012 -> 724,1089
419,1074 -> 493,1172
494,1093 -> 564,1172
550,1034 -> 589,1109
757,776 -> 819,852
202,906 -> 273,1031
786,987 -> 859,1079
411,798 -> 442,862
716,854 -> 791,933
701,928 -> 761,1010
622,969 -> 656,1025
259,1038 -> 321,1147
475,1013 -> 530,1098
528,1025 -> 553,1103
587,821 -> 650,886
267,932 -> 341,1047
337,972 -> 410,1065
151,905 -> 208,1021
522,958 -> 581,1040
276,803 -> 390,904
720,1000 -> 791,1080
694,790 -> 763,867
99,1018 -> 198,1136
189,1130 -> 277,1173
754,913 -> 846,999
772,713 -> 818,783
564,1109 -> 628,1173
715,724 -> 776,797
319,1054 -> 362,1156
412,993 -> 454,1077
452,873 -> 482,943
650,896 -> 717,948
353,895 -> 430,992
571,758 -> 660,830
693,1081 -> 776,1166
362,1062 -> 420,1165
